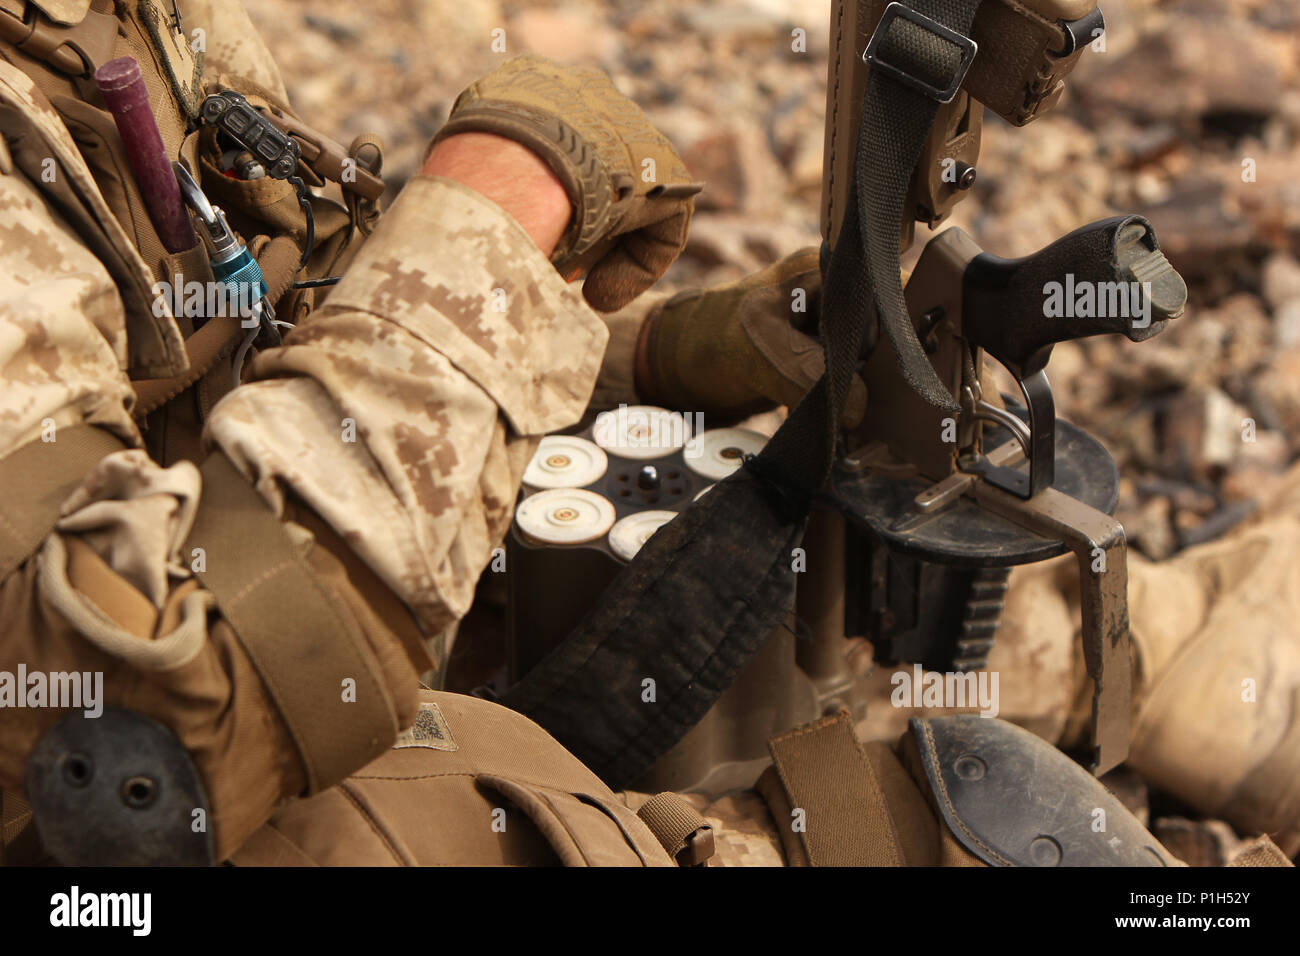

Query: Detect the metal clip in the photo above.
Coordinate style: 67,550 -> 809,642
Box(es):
174,163 -> 290,383
864,2 -> 978,104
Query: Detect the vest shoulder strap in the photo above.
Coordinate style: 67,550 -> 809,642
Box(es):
757,710 -> 906,866
0,424 -> 128,583
0,2 -> 117,78
184,451 -> 401,794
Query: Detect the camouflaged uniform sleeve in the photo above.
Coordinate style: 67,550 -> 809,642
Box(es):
206,175 -> 609,635
0,151 -> 140,456
179,0 -> 291,103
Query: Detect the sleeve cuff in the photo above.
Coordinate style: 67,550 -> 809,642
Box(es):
321,175 -> 608,436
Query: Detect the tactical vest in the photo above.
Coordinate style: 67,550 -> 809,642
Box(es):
0,0 -> 363,464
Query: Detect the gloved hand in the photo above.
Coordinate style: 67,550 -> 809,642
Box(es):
634,247 -> 868,426
431,54 -> 701,312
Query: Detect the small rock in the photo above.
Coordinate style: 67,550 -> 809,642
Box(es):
1078,16 -> 1285,126
1131,495 -> 1177,561
303,13 -> 360,43
412,0 -> 505,50
684,135 -> 742,212
1254,0 -> 1300,30
1153,816 -> 1244,867
1255,347 -> 1300,436
1159,387 -> 1253,478
1239,427 -> 1290,467
683,0 -> 831,52
1171,483 -> 1219,517
1223,460 -> 1289,507
1205,388 -> 1253,468
1099,766 -> 1150,827
1097,121 -> 1183,170
676,215 -> 820,286
1203,293 -> 1272,371
1132,170 -> 1170,205
1276,303 -> 1300,348
680,121 -> 790,218
1263,252 -> 1300,305
509,7 -> 620,63
1133,180 -> 1258,282
1178,499 -> 1259,548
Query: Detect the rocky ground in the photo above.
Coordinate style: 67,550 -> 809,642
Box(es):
248,0 -> 1300,563
244,0 -> 1299,863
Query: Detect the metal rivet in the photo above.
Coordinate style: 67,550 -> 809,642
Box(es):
62,753 -> 93,788
1030,835 -> 1063,866
121,776 -> 159,809
953,754 -> 986,780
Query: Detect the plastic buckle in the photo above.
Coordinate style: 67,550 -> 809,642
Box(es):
677,825 -> 715,867
863,2 -> 978,104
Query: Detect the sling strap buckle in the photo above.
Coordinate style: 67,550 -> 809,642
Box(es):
863,2 -> 978,104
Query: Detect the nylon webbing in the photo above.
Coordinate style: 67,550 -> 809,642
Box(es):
0,425 -> 128,582
842,0 -> 980,414
131,234 -> 305,417
766,712 -> 903,866
1,787 -> 33,850
184,451 -> 398,793
502,0 -> 982,787
635,792 -> 712,865
1227,837 -> 1294,868
226,824 -> 321,867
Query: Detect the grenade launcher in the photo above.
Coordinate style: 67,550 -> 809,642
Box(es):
804,0 -> 1187,775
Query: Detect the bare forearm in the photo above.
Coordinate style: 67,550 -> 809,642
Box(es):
423,132 -> 571,258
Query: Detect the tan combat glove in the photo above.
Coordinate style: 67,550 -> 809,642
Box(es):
635,247 -> 868,425
431,54 -> 701,311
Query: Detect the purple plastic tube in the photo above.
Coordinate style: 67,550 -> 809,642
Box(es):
94,56 -> 197,254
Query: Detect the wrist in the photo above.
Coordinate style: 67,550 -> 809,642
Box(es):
422,132 -> 572,258
634,302 -> 665,404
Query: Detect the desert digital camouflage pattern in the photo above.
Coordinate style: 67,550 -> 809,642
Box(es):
0,54 -> 186,384
0,147 -> 140,454
434,52 -> 699,312
0,0 -> 611,648
678,791 -> 787,867
210,174 -> 608,635
180,0 -> 291,102
0,0 -> 629,859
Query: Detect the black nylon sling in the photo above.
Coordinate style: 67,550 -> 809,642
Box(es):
502,0 -> 984,787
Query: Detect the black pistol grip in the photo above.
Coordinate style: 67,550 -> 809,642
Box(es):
961,215 -> 1187,377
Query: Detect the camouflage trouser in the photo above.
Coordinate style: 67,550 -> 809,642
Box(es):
854,461 -> 1300,856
